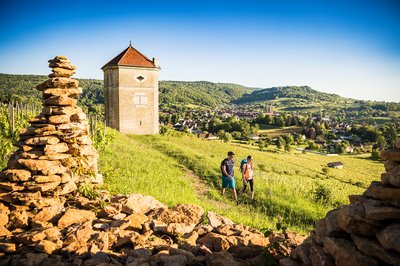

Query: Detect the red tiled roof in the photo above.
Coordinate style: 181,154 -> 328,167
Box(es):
102,45 -> 157,69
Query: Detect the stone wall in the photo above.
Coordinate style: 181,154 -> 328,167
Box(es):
280,143 -> 400,266
103,65 -> 159,135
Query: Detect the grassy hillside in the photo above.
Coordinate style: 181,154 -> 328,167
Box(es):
99,129 -> 383,234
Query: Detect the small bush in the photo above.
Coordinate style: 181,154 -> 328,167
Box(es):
313,184 -> 332,204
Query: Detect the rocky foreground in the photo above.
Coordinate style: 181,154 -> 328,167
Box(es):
281,144 -> 400,266
0,56 -> 304,265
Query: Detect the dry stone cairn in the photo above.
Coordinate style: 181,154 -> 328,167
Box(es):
281,143 -> 400,266
0,56 -> 100,252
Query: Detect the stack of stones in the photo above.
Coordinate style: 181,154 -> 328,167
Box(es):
281,143 -> 400,266
0,56 -> 100,243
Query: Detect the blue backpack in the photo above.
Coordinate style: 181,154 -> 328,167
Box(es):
240,159 -> 247,173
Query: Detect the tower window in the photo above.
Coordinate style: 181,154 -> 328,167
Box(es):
134,93 -> 147,106
136,75 -> 146,82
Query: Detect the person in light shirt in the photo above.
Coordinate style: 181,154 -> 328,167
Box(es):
239,155 -> 255,200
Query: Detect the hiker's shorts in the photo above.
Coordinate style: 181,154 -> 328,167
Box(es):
222,175 -> 235,189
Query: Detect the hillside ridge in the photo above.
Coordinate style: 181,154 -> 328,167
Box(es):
3,73 -> 397,110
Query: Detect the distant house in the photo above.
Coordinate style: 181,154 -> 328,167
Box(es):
206,134 -> 218,140
173,123 -> 182,130
327,162 -> 344,169
248,134 -> 260,140
198,133 -> 207,139
345,146 -> 354,153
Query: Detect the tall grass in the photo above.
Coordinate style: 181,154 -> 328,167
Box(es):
99,131 -> 383,234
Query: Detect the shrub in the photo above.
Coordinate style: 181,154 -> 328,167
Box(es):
313,184 -> 332,204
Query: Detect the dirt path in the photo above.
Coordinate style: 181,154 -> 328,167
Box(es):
182,169 -> 231,209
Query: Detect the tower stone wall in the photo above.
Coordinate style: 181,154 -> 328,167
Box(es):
102,45 -> 159,135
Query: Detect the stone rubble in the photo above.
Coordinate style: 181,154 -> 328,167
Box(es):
0,56 -> 305,265
281,143 -> 400,266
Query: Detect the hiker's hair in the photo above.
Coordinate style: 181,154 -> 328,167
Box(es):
247,155 -> 253,160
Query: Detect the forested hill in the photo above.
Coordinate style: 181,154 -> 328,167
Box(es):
159,81 -> 256,106
233,86 -> 349,105
0,73 -> 255,108
1,73 -> 399,113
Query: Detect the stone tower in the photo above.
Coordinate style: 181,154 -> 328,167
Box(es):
102,44 -> 160,134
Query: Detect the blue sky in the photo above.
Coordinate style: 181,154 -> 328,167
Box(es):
1,0 -> 399,102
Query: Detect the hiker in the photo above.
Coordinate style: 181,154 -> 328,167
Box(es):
239,155 -> 255,199
220,151 -> 238,202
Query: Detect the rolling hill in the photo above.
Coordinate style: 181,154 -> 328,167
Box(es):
1,73 -> 399,115
0,73 -> 256,109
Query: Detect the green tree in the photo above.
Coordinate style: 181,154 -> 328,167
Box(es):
276,137 -> 286,149
221,132 -> 233,143
258,140 -> 268,151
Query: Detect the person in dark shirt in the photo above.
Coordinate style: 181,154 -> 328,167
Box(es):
220,151 -> 238,202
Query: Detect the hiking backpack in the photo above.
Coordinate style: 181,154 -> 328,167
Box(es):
240,159 -> 247,173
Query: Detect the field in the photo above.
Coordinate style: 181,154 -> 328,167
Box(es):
99,129 -> 384,234
257,125 -> 303,137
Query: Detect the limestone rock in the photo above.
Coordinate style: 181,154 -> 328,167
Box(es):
32,175 -> 61,183
34,240 -> 62,254
384,160 -> 400,172
337,203 -> 382,236
363,201 -> 400,220
36,77 -> 79,90
205,250 -> 250,266
0,215 -> 9,229
0,242 -> 16,253
43,95 -> 77,106
381,149 -> 400,162
352,234 -> 400,265
0,226 -> 12,237
323,237 -> 378,266
17,159 -> 66,175
44,143 -> 69,154
28,181 -> 61,192
290,238 -> 311,265
34,205 -> 64,223
115,194 -> 167,215
48,115 -> 70,124
124,213 -> 148,230
165,223 -> 196,236
24,136 -> 60,145
70,112 -> 87,122
49,67 -> 75,78
151,220 -> 168,233
376,223 -> 400,253
207,211 -> 234,228
310,244 -> 335,266
43,87 -> 82,98
382,164 -> 400,187
194,224 -> 214,236
55,180 -> 77,195
172,204 -> 204,224
0,182 -> 25,191
1,169 -> 32,182
197,232 -> 237,251
363,181 -> 400,207
57,209 -> 96,228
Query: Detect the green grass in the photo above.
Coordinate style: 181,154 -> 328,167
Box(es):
99,129 -> 384,234
257,126 -> 303,137
99,131 -> 201,207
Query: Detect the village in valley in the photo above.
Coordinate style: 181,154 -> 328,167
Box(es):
160,102 -> 391,158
